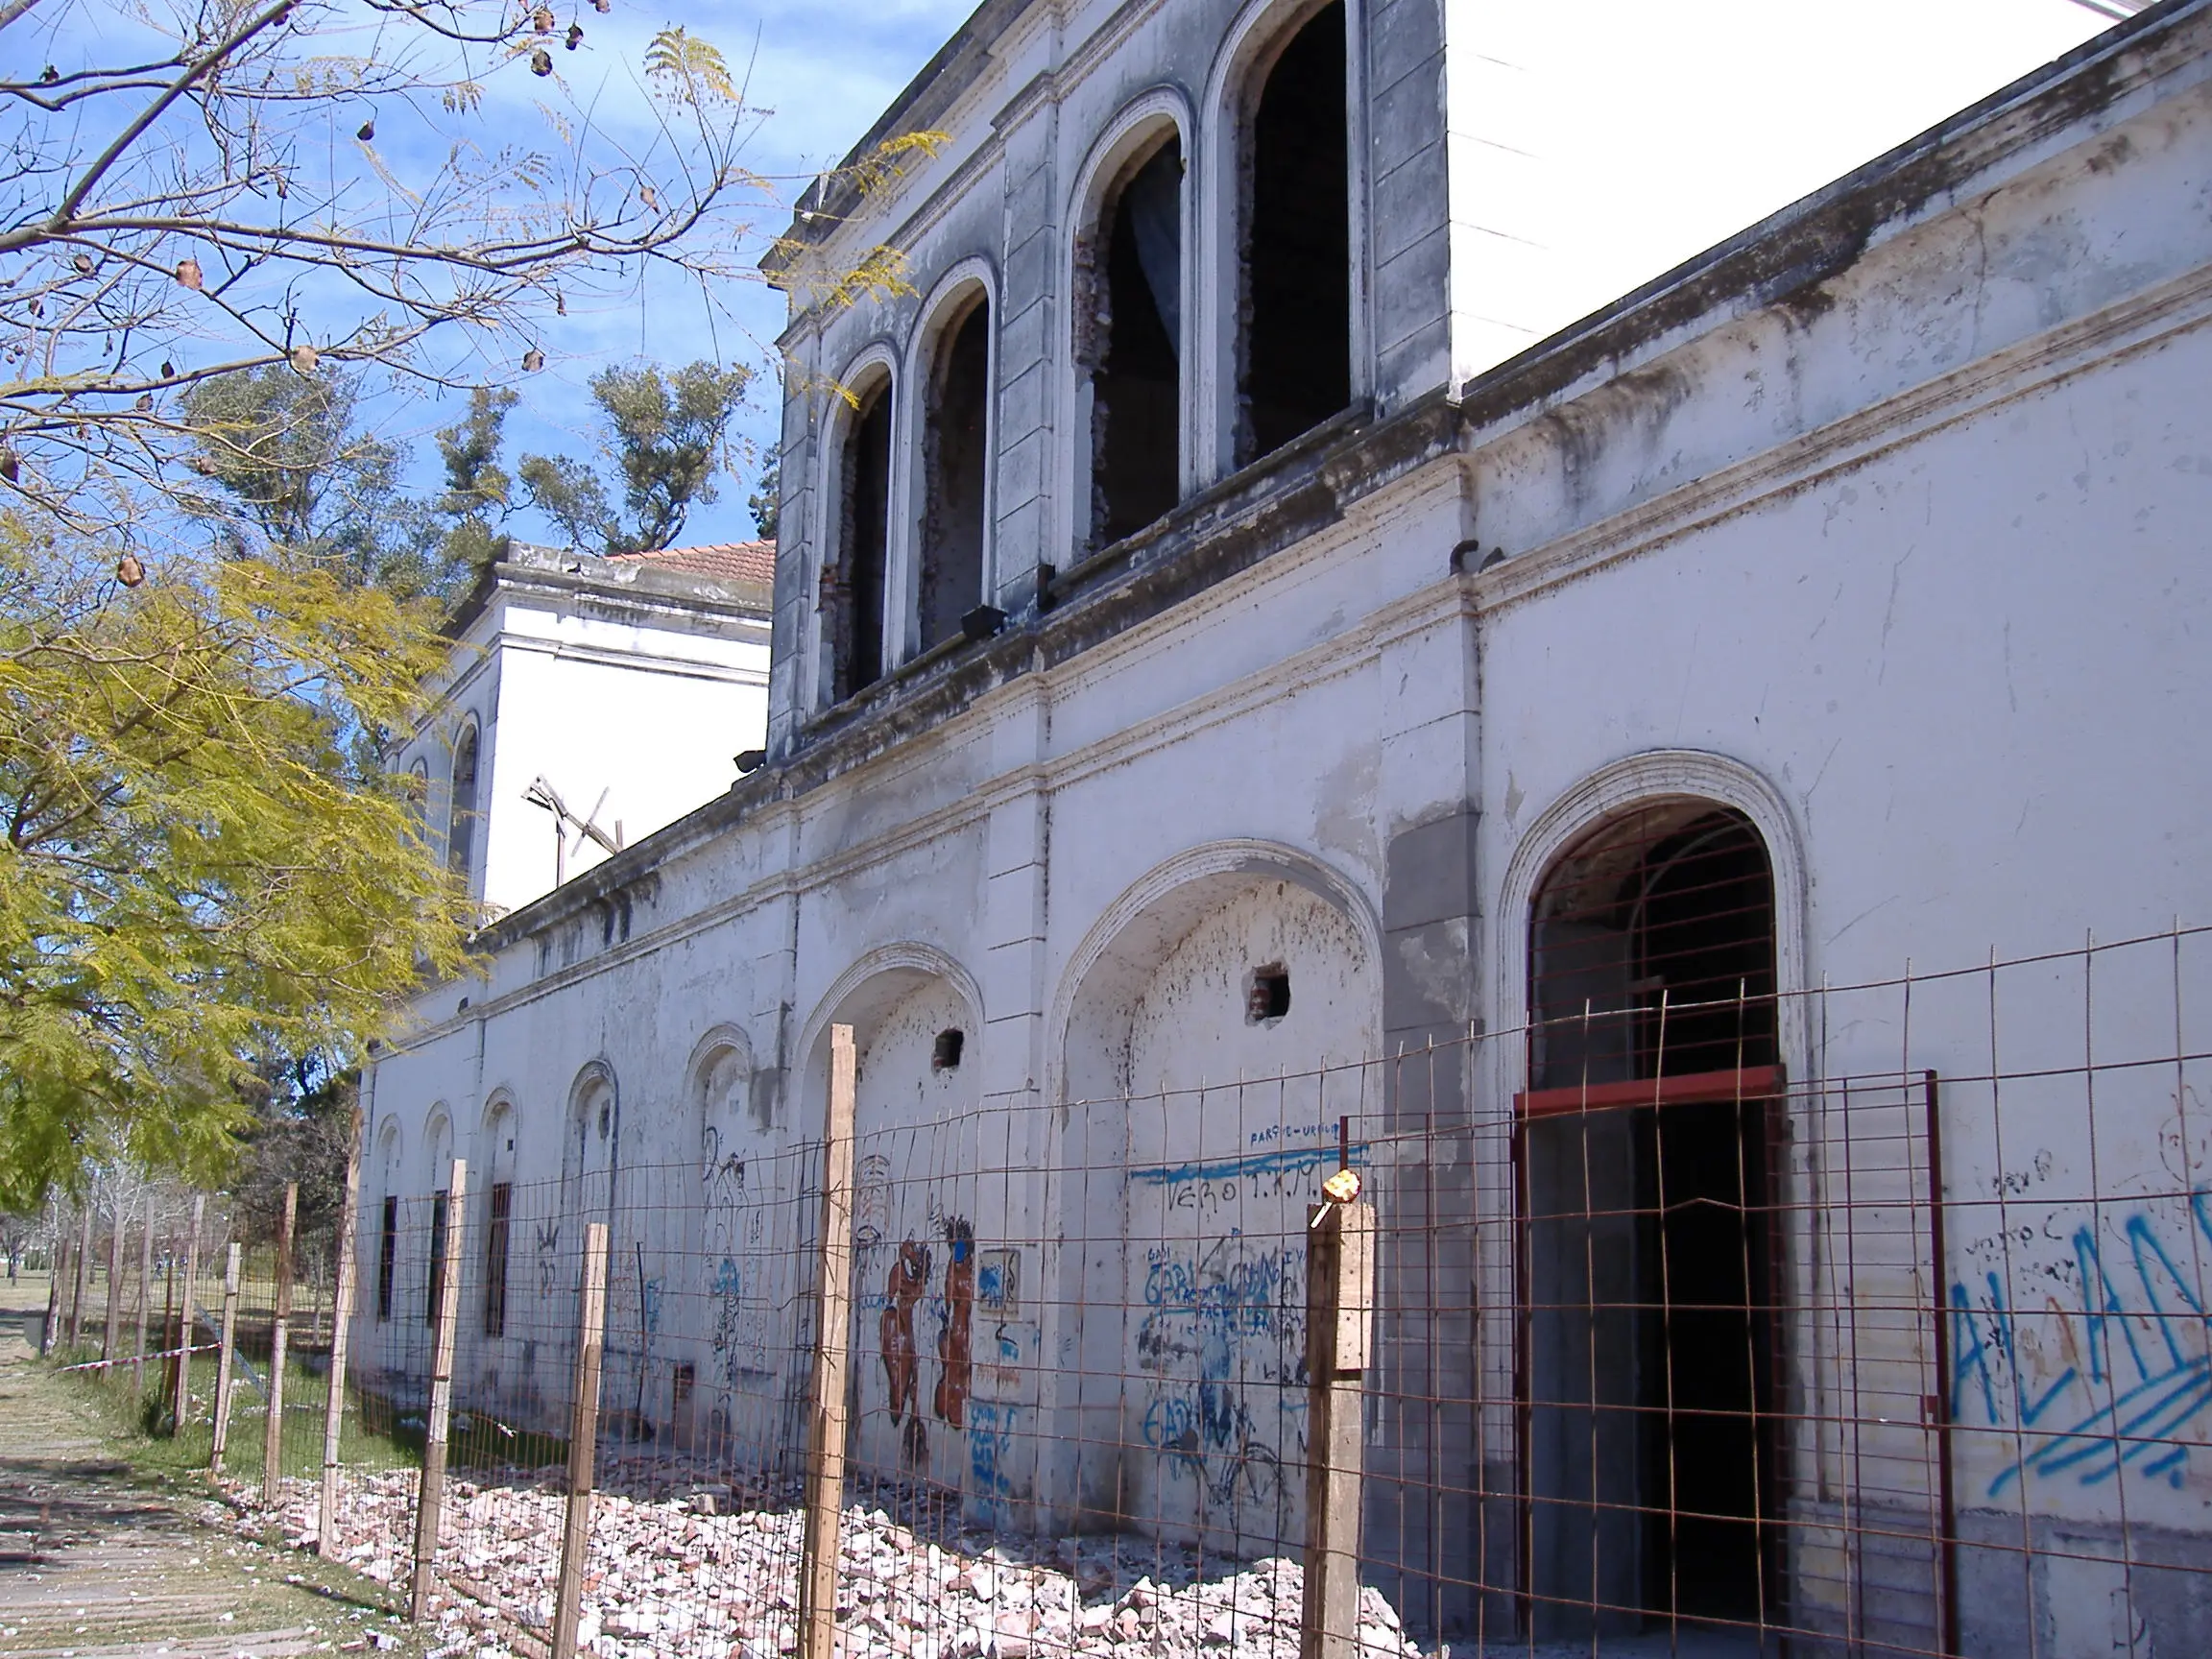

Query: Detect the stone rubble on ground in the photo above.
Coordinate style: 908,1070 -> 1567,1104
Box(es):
222,1469 -> 1428,1659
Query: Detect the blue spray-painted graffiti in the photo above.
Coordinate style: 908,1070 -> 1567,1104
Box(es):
1952,1190 -> 2212,1496
1135,1234 -> 1304,1525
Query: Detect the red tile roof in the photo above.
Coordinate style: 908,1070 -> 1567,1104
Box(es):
609,540 -> 776,584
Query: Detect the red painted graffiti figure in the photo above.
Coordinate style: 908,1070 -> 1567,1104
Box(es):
881,1239 -> 929,1424
934,1219 -> 975,1429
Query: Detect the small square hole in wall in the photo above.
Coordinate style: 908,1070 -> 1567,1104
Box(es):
932,1028 -> 966,1071
672,1361 -> 696,1406
1248,964 -> 1291,1024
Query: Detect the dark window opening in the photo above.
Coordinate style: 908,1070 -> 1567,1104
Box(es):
424,1188 -> 449,1328
376,1195 -> 397,1323
1528,805 -> 1778,1091
932,1028 -> 965,1071
1247,964 -> 1291,1023
920,295 -> 992,653
672,1361 -> 696,1405
829,378 -> 893,700
1082,134 -> 1182,549
483,1181 -> 512,1338
446,726 -> 479,880
1238,0 -> 1351,468
1521,805 -> 1781,1639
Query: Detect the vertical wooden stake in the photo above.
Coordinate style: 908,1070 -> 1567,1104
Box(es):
549,1222 -> 611,1659
263,1182 -> 300,1506
1300,1197 -> 1375,1659
410,1159 -> 469,1623
797,1025 -> 859,1659
172,1195 -> 204,1432
320,1116 -> 365,1559
211,1243 -> 243,1472
67,1207 -> 92,1351
102,1208 -> 126,1364
132,1201 -> 155,1397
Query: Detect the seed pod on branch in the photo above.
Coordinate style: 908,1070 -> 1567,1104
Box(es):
531,47 -> 552,76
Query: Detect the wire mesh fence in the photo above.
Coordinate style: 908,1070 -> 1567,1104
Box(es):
38,925 -> 2212,1657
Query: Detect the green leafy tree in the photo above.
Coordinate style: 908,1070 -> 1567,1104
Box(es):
750,459 -> 781,541
0,517 -> 473,1207
431,387 -> 521,581
0,1 -> 936,1202
519,361 -> 753,555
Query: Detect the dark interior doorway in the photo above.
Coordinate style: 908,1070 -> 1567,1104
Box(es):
1238,0 -> 1351,467
1521,805 -> 1781,1640
1085,134 -> 1181,549
920,293 -> 990,652
832,378 -> 892,698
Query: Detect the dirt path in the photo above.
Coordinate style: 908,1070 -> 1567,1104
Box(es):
0,1274 -> 420,1659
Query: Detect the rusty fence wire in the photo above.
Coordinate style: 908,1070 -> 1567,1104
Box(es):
112,923 -> 2212,1658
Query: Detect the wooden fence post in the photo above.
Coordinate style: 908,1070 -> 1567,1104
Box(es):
263,1182 -> 299,1506
172,1195 -> 204,1432
67,1206 -> 92,1350
549,1221 -> 611,1659
797,1025 -> 859,1659
1300,1192 -> 1375,1659
132,1201 -> 154,1397
410,1159 -> 469,1623
211,1243 -> 243,1472
102,1206 -> 126,1366
320,1117 -> 364,1559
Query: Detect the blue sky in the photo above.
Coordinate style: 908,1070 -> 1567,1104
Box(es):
18,0 -> 981,552
493,0 -> 983,547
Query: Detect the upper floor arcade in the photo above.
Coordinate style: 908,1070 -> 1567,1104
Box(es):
759,0 -> 2126,755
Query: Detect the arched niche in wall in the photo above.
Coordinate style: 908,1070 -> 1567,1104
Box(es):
446,721 -> 481,884
373,1118 -> 404,1329
1201,0 -> 1365,481
421,1105 -> 456,1331
560,1060 -> 619,1236
685,1022 -> 776,1453
818,350 -> 899,706
797,946 -> 990,1503
907,266 -> 996,657
1065,93 -> 1192,556
478,1092 -> 518,1346
1045,840 -> 1380,1551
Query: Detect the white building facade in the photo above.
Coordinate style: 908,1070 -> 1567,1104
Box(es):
390,541 -> 774,919
359,2 -> 2212,1650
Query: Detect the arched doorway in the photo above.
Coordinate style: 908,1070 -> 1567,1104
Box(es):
1053,848 -> 1379,1555
1519,803 -> 1782,1639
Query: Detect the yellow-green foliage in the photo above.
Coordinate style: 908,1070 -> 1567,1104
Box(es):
0,519 -> 475,1207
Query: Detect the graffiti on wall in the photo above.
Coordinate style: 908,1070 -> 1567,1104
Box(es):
701,1124 -> 769,1394
934,1219 -> 976,1430
1948,1164 -> 2212,1497
1135,1235 -> 1305,1524
880,1239 -> 930,1466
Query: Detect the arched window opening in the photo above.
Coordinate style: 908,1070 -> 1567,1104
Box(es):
1519,803 -> 1781,1640
829,376 -> 893,700
1238,0 -> 1351,468
1080,132 -> 1182,549
919,293 -> 992,653
1528,805 -> 1777,1090
446,725 -> 480,881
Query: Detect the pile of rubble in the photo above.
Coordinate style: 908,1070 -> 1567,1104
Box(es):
228,1472 -> 1428,1659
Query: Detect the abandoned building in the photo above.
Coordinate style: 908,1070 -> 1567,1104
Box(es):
359,0 -> 2212,1650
